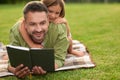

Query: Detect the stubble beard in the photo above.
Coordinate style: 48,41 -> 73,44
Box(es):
29,31 -> 46,44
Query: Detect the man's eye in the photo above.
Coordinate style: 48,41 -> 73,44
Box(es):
40,21 -> 46,25
29,23 -> 35,26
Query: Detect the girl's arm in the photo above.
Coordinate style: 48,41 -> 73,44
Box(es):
54,17 -> 71,37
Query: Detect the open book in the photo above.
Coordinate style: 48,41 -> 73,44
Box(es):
6,45 -> 55,72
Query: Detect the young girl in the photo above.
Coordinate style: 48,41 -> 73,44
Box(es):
42,0 -> 84,56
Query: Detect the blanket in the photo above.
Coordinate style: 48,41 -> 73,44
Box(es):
56,40 -> 95,71
0,40 -> 95,77
0,42 -> 14,77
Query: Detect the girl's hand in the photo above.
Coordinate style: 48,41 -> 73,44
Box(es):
54,17 -> 67,24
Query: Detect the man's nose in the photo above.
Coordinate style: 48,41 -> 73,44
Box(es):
36,25 -> 42,32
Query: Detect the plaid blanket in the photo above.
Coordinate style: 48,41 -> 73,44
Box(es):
0,40 -> 95,77
0,42 -> 14,77
56,40 -> 95,71
0,60 -> 13,77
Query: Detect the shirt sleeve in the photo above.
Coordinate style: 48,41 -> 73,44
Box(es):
54,24 -> 69,67
9,22 -> 21,46
9,21 -> 27,47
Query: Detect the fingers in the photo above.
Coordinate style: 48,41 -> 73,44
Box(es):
14,64 -> 30,78
54,19 -> 62,24
38,66 -> 46,74
17,67 -> 30,78
55,63 -> 58,69
54,17 -> 67,24
15,64 -> 24,73
32,66 -> 39,74
32,66 -> 46,75
14,65 -> 46,78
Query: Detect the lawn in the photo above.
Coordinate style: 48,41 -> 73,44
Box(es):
0,3 -> 120,80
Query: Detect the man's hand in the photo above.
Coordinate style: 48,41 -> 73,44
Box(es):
14,64 -> 30,78
8,64 -> 30,78
32,66 -> 46,75
55,63 -> 58,69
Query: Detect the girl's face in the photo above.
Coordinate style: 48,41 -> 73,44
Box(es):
48,4 -> 62,22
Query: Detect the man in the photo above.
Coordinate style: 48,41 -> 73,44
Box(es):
8,1 -> 69,78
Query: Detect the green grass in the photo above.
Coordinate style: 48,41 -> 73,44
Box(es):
0,3 -> 120,80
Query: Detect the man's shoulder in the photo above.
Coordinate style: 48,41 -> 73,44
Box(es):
49,22 -> 66,27
49,22 -> 66,31
10,21 -> 21,32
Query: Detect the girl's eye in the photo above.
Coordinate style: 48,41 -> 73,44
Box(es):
56,12 -> 60,15
49,10 -> 53,13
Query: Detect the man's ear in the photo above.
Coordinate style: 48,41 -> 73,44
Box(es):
47,15 -> 49,21
23,19 -> 27,29
47,16 -> 49,26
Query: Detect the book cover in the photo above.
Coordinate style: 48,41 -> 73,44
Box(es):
6,45 -> 54,72
30,48 -> 55,72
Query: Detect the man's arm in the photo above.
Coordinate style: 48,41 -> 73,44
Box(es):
9,22 -> 22,46
8,22 -> 47,77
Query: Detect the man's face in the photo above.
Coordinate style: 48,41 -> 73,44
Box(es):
24,11 -> 49,44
